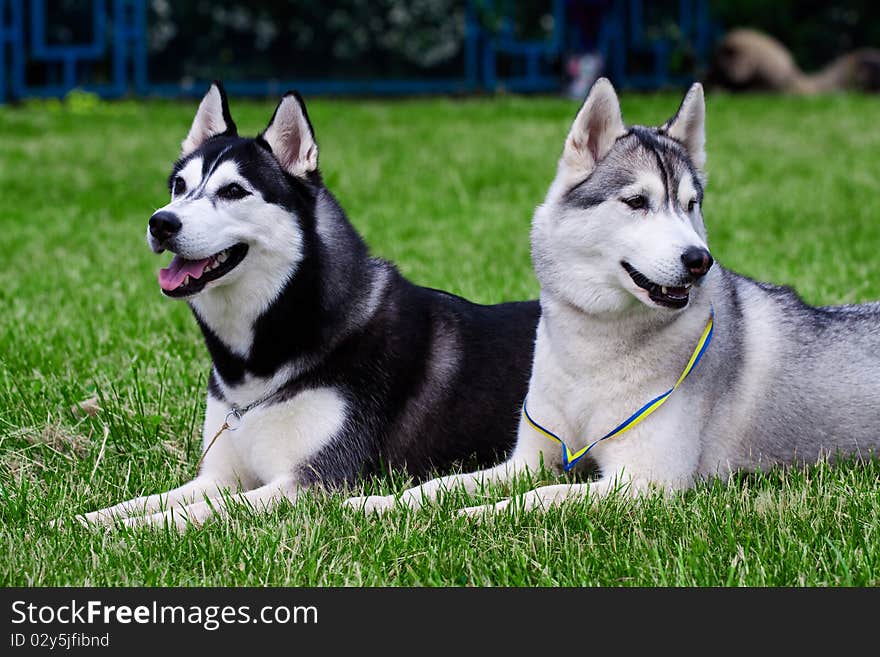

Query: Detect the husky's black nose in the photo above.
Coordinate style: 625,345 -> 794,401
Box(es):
682,247 -> 713,278
149,211 -> 182,242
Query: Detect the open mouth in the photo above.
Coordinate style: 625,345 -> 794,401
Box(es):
158,244 -> 248,297
621,261 -> 691,309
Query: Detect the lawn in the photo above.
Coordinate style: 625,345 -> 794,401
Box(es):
1,91 -> 879,586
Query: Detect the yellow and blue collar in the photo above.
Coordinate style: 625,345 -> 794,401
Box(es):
523,307 -> 715,472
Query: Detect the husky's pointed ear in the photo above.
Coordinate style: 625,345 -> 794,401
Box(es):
561,78 -> 625,178
260,92 -> 318,177
181,81 -> 237,157
663,83 -> 706,170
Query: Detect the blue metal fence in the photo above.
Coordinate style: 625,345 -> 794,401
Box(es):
0,0 -> 713,103
0,0 -> 145,102
599,0 -> 714,89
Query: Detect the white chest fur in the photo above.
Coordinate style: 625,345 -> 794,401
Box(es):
200,387 -> 347,486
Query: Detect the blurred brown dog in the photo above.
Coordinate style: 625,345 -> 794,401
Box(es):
709,28 -> 880,93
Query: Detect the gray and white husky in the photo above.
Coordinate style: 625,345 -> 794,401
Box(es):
76,83 -> 539,529
348,78 -> 880,515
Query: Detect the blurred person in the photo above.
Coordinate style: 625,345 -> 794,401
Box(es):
565,0 -> 611,98
708,28 -> 880,93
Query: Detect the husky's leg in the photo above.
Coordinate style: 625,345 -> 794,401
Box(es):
457,470 -> 669,516
344,414 -> 557,513
457,478 -> 613,517
73,396 -> 256,527
344,460 -> 529,514
456,392 -> 705,517
77,475 -> 241,526
121,479 -> 299,531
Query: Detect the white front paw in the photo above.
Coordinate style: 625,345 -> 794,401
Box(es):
457,498 -> 510,519
74,513 -> 96,527
74,509 -> 123,527
343,494 -> 397,514
47,516 -> 81,530
121,510 -> 194,532
50,510 -> 126,531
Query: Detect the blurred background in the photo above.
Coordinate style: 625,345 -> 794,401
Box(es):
3,0 -> 880,104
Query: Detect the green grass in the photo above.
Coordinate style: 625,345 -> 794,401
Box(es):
1,91 -> 879,586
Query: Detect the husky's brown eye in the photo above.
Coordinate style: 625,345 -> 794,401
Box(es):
687,198 -> 697,212
172,176 -> 186,196
217,183 -> 250,200
623,195 -> 647,210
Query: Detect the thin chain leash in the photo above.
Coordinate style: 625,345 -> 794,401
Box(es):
193,390 -> 279,476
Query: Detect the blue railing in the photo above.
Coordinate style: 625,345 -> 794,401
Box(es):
0,0 -> 713,103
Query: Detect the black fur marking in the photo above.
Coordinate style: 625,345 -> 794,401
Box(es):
630,127 -> 673,202
629,126 -> 703,203
196,137 -> 242,182
207,370 -> 226,402
568,190 -> 613,209
211,80 -> 238,138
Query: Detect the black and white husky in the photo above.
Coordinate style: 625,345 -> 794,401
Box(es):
349,78 -> 880,516
80,83 -> 539,528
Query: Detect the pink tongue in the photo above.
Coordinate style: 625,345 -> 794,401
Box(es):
158,255 -> 211,291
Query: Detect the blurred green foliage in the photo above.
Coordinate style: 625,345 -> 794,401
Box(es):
147,0 -> 468,81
